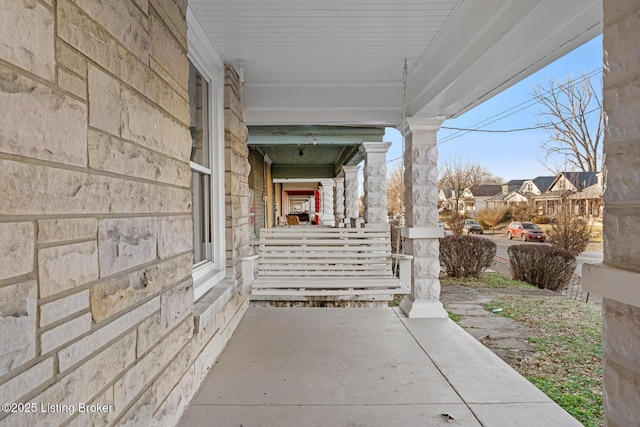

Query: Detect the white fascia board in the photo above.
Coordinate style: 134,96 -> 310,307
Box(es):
187,6 -> 224,77
243,82 -> 403,126
407,0 -> 601,118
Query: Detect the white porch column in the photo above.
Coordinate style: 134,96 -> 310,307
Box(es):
581,2 -> 640,425
318,179 -> 335,226
334,174 -> 345,226
399,117 -> 447,318
342,165 -> 360,224
359,142 -> 391,226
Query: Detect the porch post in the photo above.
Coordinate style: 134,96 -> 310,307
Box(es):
399,117 -> 448,318
581,3 -> 640,425
342,165 -> 360,224
334,173 -> 345,226
359,142 -> 391,226
318,179 -> 335,226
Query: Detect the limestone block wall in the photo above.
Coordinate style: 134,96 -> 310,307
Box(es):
224,64 -> 252,278
0,1 -> 248,426
602,1 -> 640,426
248,148 -> 266,239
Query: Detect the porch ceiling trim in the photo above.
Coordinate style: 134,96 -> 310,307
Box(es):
190,0 -> 601,125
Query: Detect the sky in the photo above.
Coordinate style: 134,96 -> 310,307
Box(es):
383,35 -> 603,182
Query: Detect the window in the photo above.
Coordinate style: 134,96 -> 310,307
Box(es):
188,58 -> 225,300
189,64 -> 211,266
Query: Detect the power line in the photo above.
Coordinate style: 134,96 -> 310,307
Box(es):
437,106 -> 600,143
438,69 -> 602,144
441,124 -> 553,133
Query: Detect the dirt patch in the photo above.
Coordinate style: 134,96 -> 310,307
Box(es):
441,285 -> 562,366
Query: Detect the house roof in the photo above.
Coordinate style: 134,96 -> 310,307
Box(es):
562,172 -> 599,191
569,183 -> 603,199
504,192 -> 529,202
531,176 -> 556,193
548,171 -> 599,192
469,185 -> 502,197
485,192 -> 507,202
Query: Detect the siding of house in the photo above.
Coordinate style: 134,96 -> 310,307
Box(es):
0,2 -> 249,426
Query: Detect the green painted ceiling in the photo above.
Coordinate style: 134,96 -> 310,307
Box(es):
248,126 -> 384,179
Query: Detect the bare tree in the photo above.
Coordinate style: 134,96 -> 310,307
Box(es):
438,158 -> 502,213
534,73 -> 603,172
386,164 -> 405,216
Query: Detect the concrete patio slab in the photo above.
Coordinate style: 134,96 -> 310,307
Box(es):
181,404 -> 482,427
470,403 -> 584,427
178,307 -> 583,427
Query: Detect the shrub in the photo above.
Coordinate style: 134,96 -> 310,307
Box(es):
501,207 -> 513,223
511,202 -> 538,222
446,213 -> 466,236
476,219 -> 489,229
476,207 -> 507,234
547,203 -> 592,256
531,215 -> 551,224
508,245 -> 576,291
440,235 -> 497,278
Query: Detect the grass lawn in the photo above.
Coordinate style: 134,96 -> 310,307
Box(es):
487,295 -> 603,427
441,272 -> 538,290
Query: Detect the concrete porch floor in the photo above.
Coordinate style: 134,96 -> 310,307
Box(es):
178,307 -> 583,427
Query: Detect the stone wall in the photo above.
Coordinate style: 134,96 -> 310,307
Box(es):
248,148 -> 265,239
601,2 -> 640,426
0,1 -> 248,426
224,64 -> 252,278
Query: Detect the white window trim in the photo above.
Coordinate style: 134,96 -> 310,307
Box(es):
188,7 -> 226,301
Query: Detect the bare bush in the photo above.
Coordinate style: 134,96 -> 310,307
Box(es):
531,215 -> 551,224
476,207 -> 506,234
446,213 -> 466,236
511,202 -> 538,222
440,235 -> 497,278
508,245 -> 576,291
548,202 -> 592,256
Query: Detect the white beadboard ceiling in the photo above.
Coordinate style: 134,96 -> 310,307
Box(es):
189,0 -> 602,126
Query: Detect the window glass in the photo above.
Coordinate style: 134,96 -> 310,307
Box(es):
189,65 -> 210,168
189,63 -> 212,266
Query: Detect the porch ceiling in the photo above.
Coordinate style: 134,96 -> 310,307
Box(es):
247,125 -> 383,178
189,0 -> 601,126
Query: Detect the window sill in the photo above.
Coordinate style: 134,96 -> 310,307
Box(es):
193,278 -> 236,333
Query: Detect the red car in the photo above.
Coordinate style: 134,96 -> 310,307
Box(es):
506,221 -> 546,242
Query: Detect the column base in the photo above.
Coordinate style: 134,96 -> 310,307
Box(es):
400,296 -> 448,318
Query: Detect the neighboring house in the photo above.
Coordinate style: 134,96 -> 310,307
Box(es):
484,179 -> 529,210
503,179 -> 526,195
518,176 -> 556,196
460,184 -> 502,214
533,172 -> 601,217
548,171 -> 599,193
438,188 -> 454,211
